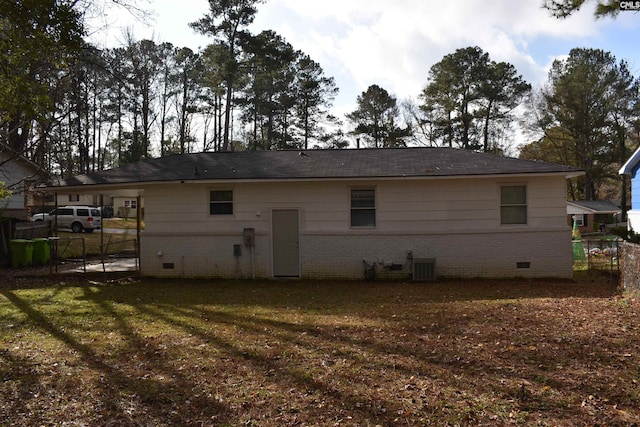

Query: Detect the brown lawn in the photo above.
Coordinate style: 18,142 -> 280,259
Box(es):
0,272 -> 638,426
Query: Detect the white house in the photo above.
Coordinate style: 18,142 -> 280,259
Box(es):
620,147 -> 640,233
0,145 -> 48,219
566,200 -> 621,234
47,148 -> 582,279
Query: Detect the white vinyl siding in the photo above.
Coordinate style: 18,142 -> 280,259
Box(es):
142,178 -> 566,234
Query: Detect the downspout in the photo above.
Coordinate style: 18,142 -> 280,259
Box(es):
251,246 -> 255,280
53,192 -> 58,238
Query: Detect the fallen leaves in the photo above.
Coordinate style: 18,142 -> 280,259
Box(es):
0,276 -> 639,425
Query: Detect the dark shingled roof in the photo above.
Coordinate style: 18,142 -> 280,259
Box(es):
51,147 -> 581,188
568,200 -> 621,213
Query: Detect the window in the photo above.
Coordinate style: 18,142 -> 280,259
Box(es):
500,185 -> 527,225
124,199 -> 137,210
351,189 -> 376,227
68,194 -> 80,202
210,190 -> 233,215
573,214 -> 586,227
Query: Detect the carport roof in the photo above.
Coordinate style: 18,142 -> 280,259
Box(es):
47,147 -> 583,189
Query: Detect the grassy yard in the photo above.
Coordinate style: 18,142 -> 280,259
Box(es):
48,218 -> 142,259
53,230 -> 137,260
1,274 -> 638,426
103,218 -> 144,230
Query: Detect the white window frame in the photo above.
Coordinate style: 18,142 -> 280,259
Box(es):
124,199 -> 138,210
350,188 -> 376,228
500,184 -> 528,225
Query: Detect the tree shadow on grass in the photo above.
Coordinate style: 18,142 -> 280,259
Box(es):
1,273 -> 634,425
0,289 -> 234,426
79,278 -> 638,425
78,274 -> 620,310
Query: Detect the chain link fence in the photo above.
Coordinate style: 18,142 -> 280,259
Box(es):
573,237 -> 620,274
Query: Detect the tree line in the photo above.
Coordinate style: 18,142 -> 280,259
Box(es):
1,0 -> 341,178
1,0 -> 639,205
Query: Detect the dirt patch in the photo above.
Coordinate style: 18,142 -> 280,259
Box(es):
0,257 -> 137,290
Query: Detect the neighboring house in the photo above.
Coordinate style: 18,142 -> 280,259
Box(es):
31,193 -> 114,214
620,147 -> 640,233
112,196 -> 144,218
0,145 -> 48,219
46,148 -> 582,279
567,200 -> 621,235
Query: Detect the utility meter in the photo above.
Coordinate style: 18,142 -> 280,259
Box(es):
243,228 -> 255,247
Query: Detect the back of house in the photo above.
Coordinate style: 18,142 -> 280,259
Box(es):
47,148 -> 581,280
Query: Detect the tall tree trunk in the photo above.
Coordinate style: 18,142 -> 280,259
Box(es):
483,99 -> 493,152
222,77 -> 233,151
7,115 -> 29,154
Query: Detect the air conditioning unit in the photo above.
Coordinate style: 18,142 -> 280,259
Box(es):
413,258 -> 436,281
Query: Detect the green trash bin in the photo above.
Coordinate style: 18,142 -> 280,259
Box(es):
10,239 -> 34,268
31,238 -> 50,265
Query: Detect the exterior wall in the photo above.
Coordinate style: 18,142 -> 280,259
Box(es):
628,167 -> 640,232
60,194 -> 98,206
113,196 -> 144,218
300,229 -> 570,279
139,175 -> 573,279
0,155 -> 41,219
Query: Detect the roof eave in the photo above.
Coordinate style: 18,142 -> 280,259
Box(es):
44,170 -> 583,192
620,146 -> 640,175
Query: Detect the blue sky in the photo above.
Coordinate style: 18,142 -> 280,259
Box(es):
94,0 -> 640,148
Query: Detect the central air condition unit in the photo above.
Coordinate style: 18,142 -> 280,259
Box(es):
412,258 -> 436,281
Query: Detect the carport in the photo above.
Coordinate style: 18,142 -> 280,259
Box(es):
42,187 -> 144,274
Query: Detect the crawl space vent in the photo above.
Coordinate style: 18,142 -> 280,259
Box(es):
413,258 -> 436,281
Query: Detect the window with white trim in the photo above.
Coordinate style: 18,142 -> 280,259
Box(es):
124,199 -> 137,210
500,185 -> 527,225
351,189 -> 376,227
573,214 -> 586,227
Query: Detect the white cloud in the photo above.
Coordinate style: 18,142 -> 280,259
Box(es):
94,0 -> 640,129
250,0 -> 618,107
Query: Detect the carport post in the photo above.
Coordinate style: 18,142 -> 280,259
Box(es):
53,192 -> 58,237
136,195 -> 141,269
100,194 -> 105,273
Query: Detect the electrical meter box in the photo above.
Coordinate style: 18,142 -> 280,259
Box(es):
243,228 -> 255,247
